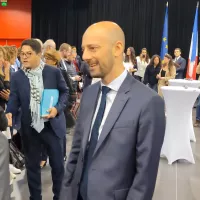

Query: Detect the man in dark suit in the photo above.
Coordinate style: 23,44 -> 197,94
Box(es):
59,43 -> 81,92
6,39 -> 68,200
60,21 -> 165,200
72,46 -> 82,71
173,48 -> 186,79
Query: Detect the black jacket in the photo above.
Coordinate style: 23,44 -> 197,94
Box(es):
59,69 -> 76,128
59,68 -> 76,107
0,74 -> 10,109
80,61 -> 92,90
144,65 -> 161,86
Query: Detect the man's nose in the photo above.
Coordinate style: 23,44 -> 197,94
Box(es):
82,49 -> 92,61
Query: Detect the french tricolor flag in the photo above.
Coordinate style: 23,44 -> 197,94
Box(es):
186,2 -> 199,80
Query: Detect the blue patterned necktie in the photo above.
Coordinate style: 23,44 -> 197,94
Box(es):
80,86 -> 111,200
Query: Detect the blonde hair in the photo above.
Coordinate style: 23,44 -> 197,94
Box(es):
0,46 -> 11,62
0,46 -> 7,60
44,49 -> 61,66
3,46 -> 17,62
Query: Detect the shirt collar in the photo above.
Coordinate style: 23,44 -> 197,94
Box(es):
101,70 -> 128,92
40,59 -> 45,65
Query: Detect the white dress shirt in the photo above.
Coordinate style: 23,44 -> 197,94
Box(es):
89,70 -> 128,140
175,56 -> 180,62
123,61 -> 133,71
91,78 -> 101,84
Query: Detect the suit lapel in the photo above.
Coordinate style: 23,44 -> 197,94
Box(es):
93,74 -> 133,156
19,70 -> 30,102
176,57 -> 182,63
82,82 -> 101,156
42,65 -> 48,89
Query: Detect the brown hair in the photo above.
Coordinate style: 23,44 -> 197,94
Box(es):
44,49 -> 61,66
125,47 -> 137,65
140,48 -> 150,63
175,48 -> 181,52
149,54 -> 161,67
59,43 -> 71,52
164,53 -> 174,69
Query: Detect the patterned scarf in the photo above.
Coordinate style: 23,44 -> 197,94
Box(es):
24,64 -> 44,133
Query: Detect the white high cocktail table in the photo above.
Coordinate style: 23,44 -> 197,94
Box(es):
168,79 -> 200,88
161,86 -> 200,164
168,79 -> 200,142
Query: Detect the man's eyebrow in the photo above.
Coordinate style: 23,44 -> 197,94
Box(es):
82,44 -> 100,48
21,51 -> 32,53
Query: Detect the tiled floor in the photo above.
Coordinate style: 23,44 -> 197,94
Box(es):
11,110 -> 200,200
153,110 -> 200,200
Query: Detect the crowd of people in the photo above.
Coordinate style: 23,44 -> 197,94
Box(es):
0,20 -> 191,200
123,47 -> 186,96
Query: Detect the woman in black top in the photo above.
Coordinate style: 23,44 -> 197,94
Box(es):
143,54 -> 161,92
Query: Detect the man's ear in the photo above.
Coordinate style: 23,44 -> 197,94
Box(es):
113,41 -> 124,57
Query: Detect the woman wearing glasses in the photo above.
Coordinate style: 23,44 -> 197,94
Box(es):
40,49 -> 76,167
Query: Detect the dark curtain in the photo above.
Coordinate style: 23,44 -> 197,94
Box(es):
32,0 -> 198,59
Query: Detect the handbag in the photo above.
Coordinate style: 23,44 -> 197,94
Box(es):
9,141 -> 25,169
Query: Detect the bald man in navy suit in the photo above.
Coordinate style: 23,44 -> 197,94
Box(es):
60,22 -> 165,200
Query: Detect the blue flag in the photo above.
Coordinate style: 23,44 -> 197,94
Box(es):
160,3 -> 168,60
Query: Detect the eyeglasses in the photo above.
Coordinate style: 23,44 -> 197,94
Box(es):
20,52 -> 33,58
44,56 -> 50,60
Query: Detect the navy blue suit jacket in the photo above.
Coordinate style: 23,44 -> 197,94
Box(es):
174,57 -> 186,79
6,65 -> 69,138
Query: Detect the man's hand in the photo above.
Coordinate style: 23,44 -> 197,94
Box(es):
156,74 -> 161,79
6,113 -> 12,127
45,107 -> 58,119
75,75 -> 81,81
129,68 -> 137,73
0,89 -> 10,101
157,75 -> 165,80
173,62 -> 180,68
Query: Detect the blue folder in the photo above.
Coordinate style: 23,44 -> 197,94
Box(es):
40,89 -> 59,117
